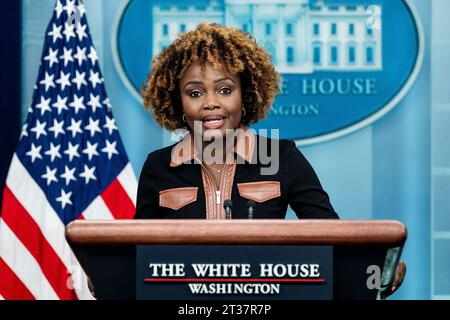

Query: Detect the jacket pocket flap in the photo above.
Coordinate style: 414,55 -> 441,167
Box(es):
159,187 -> 198,210
237,181 -> 281,203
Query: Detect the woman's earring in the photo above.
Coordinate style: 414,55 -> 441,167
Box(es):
182,113 -> 187,123
242,107 -> 247,118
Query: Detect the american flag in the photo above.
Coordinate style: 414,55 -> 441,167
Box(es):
0,0 -> 137,299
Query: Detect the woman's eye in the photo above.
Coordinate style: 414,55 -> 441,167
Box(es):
189,90 -> 202,98
219,87 -> 232,95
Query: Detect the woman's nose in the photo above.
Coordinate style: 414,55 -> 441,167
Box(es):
203,93 -> 220,109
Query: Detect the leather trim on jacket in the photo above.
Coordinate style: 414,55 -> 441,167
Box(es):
159,187 -> 198,211
237,181 -> 281,203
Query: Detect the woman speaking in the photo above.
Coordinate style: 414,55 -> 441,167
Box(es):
135,23 -> 338,220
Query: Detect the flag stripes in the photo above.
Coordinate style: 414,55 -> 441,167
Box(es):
101,179 -> 135,220
0,258 -> 35,300
1,187 -> 77,300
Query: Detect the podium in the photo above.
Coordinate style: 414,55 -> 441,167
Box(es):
65,220 -> 406,300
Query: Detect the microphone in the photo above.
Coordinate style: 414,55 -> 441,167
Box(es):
246,200 -> 256,219
224,199 -> 232,219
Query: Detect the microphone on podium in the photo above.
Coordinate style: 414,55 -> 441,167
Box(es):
246,200 -> 256,219
224,200 -> 232,219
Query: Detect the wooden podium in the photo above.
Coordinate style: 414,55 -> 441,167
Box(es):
65,220 -> 406,300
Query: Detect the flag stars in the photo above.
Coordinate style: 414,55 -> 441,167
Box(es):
36,96 -> 52,116
76,2 -> 86,17
17,0 -> 132,219
18,0 -> 132,219
76,23 -> 88,42
54,0 -> 64,19
79,165 -> 97,184
64,0 -> 77,17
55,71 -> 71,91
103,98 -> 112,111
63,22 -> 76,42
66,118 -> 83,137
60,47 -> 74,67
69,94 -> 86,114
20,124 -> 28,139
56,189 -> 73,209
52,95 -> 69,114
87,94 -> 102,113
103,116 -> 118,135
88,47 -> 98,65
39,72 -> 56,92
102,140 -> 119,159
88,70 -> 103,89
48,119 -> 65,138
74,46 -> 87,66
47,23 -> 63,43
72,70 -> 87,90
60,165 -> 77,185
26,143 -> 43,163
84,118 -> 102,137
30,120 -> 47,139
82,141 -> 99,161
41,166 -> 58,186
44,142 -> 62,162
43,48 -> 59,68
64,142 -> 80,162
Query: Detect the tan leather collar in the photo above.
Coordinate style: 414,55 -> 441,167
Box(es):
170,124 -> 256,167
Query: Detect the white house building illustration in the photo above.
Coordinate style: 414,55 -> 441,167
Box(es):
151,0 -> 382,73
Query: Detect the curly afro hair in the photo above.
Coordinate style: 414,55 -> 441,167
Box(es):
142,22 -> 281,131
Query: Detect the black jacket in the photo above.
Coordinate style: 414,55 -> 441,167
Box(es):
135,132 -> 339,220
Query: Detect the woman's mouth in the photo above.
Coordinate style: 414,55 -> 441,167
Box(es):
202,116 -> 225,129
